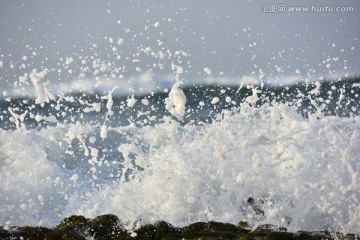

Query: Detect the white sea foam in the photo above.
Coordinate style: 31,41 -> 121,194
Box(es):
72,105 -> 359,233
0,103 -> 359,233
165,81 -> 186,120
29,68 -> 55,105
0,1 -> 359,234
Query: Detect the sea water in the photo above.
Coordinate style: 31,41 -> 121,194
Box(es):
0,73 -> 359,234
0,3 -> 359,232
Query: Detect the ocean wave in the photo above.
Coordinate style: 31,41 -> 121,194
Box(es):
0,83 -> 359,233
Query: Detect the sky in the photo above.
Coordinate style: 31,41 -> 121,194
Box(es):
0,0 -> 359,94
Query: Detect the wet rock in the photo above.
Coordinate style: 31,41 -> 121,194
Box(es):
294,231 -> 321,240
237,220 -> 252,235
0,228 -> 11,239
266,231 -> 295,240
293,231 -> 359,240
9,226 -> 85,240
91,214 -> 120,227
2,216 -> 360,240
56,215 -> 91,238
153,221 -> 183,239
245,224 -> 278,238
239,236 -> 257,240
88,214 -> 126,240
131,223 -> 157,239
183,221 -> 238,239
133,221 -> 183,240
57,214 -> 126,240
57,215 -> 89,232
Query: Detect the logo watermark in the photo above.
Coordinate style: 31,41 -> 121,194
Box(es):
262,4 -> 354,13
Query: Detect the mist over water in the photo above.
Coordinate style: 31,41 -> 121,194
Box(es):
0,0 -> 360,234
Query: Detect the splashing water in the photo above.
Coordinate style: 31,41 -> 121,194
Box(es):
0,79 -> 359,234
165,81 -> 186,120
0,2 -> 359,234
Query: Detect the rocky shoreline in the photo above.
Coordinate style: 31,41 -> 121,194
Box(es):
1,215 -> 359,240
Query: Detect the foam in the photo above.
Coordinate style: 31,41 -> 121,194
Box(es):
29,69 -> 54,105
0,103 -> 358,234
67,105 -> 359,233
0,3 -> 359,233
165,81 -> 186,120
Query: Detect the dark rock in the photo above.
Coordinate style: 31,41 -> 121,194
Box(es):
237,221 -> 252,236
57,215 -> 89,231
293,231 -> 331,240
249,224 -> 277,237
0,228 -> 11,239
9,226 -> 85,240
91,214 -> 120,227
238,220 -> 250,229
239,236 -> 257,240
132,221 -> 182,239
153,221 -> 183,239
3,216 -> 360,240
266,231 -> 294,240
241,224 -> 289,240
88,214 -> 126,240
183,221 -> 238,239
132,223 -> 157,239
56,214 -> 127,240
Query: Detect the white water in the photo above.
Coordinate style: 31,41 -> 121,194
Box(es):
0,1 -> 359,234
0,101 -> 359,233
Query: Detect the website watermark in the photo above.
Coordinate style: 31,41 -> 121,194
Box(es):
262,4 -> 354,13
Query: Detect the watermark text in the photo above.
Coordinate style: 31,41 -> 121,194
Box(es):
262,5 -> 354,13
